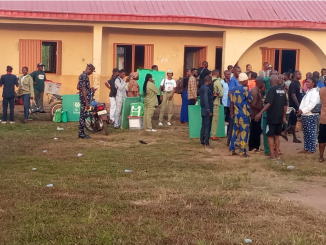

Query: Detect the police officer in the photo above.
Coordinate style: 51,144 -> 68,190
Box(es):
78,63 -> 95,139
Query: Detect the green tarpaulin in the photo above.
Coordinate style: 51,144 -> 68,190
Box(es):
188,104 -> 225,138
137,69 -> 166,95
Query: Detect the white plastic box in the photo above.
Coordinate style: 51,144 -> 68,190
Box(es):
128,116 -> 143,129
45,80 -> 62,95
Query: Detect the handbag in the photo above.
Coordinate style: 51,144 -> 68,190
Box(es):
312,103 -> 321,114
29,100 -> 40,113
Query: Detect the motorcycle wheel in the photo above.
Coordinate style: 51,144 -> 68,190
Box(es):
50,101 -> 62,119
102,120 -> 109,135
85,114 -> 103,132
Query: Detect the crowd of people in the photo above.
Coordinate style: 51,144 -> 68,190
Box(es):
2,61 -> 326,163
0,63 -> 47,124
185,61 -> 326,163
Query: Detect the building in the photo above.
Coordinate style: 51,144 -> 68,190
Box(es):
0,1 -> 326,104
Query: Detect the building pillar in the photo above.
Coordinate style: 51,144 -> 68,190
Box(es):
92,25 -> 103,101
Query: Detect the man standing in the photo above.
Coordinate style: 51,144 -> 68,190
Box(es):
227,66 -> 241,146
0,66 -> 18,124
105,68 -> 119,124
221,70 -> 231,123
255,75 -> 287,160
248,76 -> 264,152
30,63 -> 46,113
247,72 -> 257,91
200,75 -> 213,149
159,70 -> 176,126
211,69 -> 223,140
229,73 -> 252,157
197,61 -> 211,89
114,69 -> 127,129
262,70 -> 278,156
188,68 -> 198,105
281,70 -> 303,143
227,65 -> 234,77
283,72 -> 292,88
314,71 -> 325,88
259,62 -> 271,78
319,68 -> 326,86
246,64 -> 252,73
78,63 -> 95,139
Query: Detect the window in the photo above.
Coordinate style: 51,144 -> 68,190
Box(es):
42,42 -> 57,73
113,44 -> 154,74
184,46 -> 207,76
215,47 -> 223,72
261,47 -> 300,74
19,39 -> 62,74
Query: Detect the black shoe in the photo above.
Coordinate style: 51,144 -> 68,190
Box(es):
40,111 -> 46,113
79,134 -> 90,139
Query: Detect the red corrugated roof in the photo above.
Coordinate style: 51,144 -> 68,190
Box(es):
0,1 -> 326,29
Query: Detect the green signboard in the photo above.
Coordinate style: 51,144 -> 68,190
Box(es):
137,69 -> 165,95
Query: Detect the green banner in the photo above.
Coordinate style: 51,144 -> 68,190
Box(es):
137,69 -> 165,95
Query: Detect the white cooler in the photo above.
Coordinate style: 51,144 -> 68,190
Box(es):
128,116 -> 143,130
45,80 -> 62,95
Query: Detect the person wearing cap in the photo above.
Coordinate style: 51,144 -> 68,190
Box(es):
30,63 -> 46,113
255,75 -> 287,161
105,68 -> 119,124
229,73 -> 252,157
114,69 -> 127,129
0,66 -> 19,124
17,66 -> 34,123
159,70 -> 176,126
77,63 -> 95,139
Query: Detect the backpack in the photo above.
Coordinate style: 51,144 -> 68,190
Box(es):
53,108 -> 62,123
175,77 -> 184,94
61,110 -> 68,123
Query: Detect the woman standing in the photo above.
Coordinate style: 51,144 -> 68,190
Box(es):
126,72 -> 140,97
17,66 -> 34,123
297,76 -> 320,154
180,70 -> 190,124
114,69 -> 127,129
143,74 -> 158,132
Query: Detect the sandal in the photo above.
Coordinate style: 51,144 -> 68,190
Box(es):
281,133 -> 288,141
230,151 -> 238,156
293,138 -> 302,143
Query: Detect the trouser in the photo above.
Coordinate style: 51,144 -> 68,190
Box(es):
224,107 -> 230,123
316,115 -> 320,141
157,95 -> 162,106
114,97 -> 124,128
229,119 -> 249,155
159,91 -> 174,122
249,119 -> 261,151
109,97 -> 116,122
262,116 -> 270,154
302,115 -> 318,153
34,90 -> 44,112
78,105 -> 87,136
21,94 -> 31,120
211,104 -> 220,137
2,98 -> 14,122
144,106 -> 155,130
189,99 -> 196,105
200,115 -> 212,145
227,116 -> 234,146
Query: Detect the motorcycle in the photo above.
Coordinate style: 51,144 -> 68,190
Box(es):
48,94 -> 62,118
84,88 -> 110,135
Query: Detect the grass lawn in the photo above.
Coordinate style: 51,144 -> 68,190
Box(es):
1,116 -> 326,245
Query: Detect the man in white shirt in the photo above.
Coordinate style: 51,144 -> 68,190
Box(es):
159,70 -> 176,126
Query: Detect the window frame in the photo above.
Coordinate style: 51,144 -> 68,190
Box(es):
113,43 -> 154,72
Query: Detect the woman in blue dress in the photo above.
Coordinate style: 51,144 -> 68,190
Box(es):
180,70 -> 191,123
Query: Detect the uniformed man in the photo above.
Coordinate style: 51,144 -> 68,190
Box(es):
78,63 -> 95,139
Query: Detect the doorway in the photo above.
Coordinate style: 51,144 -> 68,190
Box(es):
215,47 -> 223,72
184,46 -> 206,76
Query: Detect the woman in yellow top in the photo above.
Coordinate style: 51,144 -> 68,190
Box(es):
143,74 -> 159,132
17,67 -> 34,123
